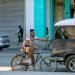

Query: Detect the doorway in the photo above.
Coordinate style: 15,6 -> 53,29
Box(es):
54,0 -> 64,23
71,0 -> 75,18
71,8 -> 75,18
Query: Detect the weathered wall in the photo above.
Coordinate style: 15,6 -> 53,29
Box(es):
0,0 -> 24,45
0,0 -> 24,35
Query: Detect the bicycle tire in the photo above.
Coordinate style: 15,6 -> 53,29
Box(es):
40,56 -> 57,72
11,55 -> 28,71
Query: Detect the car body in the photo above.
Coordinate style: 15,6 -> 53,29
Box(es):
52,19 -> 75,72
0,34 -> 10,51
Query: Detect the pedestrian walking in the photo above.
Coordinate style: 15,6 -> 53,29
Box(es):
17,25 -> 23,44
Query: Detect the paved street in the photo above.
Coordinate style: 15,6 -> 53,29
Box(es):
0,71 -> 75,75
0,47 -> 20,71
0,47 -> 67,72
0,46 -> 74,75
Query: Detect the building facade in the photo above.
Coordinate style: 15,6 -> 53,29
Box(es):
0,0 -> 75,42
34,0 -> 75,40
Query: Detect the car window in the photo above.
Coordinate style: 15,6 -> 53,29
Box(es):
55,26 -> 75,39
66,26 -> 75,39
55,27 -> 69,39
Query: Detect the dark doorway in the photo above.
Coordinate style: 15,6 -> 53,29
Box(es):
71,8 -> 74,18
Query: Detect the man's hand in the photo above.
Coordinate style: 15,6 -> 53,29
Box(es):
20,46 -> 25,52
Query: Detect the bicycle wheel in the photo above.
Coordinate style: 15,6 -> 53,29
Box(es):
11,55 -> 28,71
40,56 -> 57,72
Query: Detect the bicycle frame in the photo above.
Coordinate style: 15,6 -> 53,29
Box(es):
33,52 -> 43,64
20,50 -> 45,65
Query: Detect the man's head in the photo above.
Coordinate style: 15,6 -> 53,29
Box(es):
18,25 -> 21,29
30,29 -> 35,37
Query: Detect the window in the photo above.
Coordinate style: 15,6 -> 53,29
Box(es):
66,26 -> 75,39
55,26 -> 75,39
55,27 -> 68,39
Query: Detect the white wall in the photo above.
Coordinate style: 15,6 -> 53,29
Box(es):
25,0 -> 34,37
46,0 -> 50,38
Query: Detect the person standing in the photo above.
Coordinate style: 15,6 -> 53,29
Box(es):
17,25 -> 23,44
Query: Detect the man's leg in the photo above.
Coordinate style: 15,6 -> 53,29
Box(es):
19,36 -> 21,42
18,36 -> 20,44
28,53 -> 35,67
21,35 -> 23,42
26,47 -> 35,67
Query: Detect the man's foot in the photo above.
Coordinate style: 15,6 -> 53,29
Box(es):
29,65 -> 36,71
29,65 -> 34,69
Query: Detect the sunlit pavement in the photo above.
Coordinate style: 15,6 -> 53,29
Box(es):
0,71 -> 74,75
0,67 -> 11,71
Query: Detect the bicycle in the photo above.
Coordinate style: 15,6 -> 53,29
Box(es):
11,47 -> 58,72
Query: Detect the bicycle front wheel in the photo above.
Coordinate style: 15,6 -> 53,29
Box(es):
11,55 -> 28,71
40,56 -> 57,72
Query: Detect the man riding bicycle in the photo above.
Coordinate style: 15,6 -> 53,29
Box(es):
21,29 -> 48,70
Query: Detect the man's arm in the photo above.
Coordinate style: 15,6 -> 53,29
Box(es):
35,38 -> 49,41
34,36 -> 49,41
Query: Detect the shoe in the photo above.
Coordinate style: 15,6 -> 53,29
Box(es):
29,65 -> 37,71
29,65 -> 34,69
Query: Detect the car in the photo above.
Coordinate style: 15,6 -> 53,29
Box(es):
0,34 -> 10,51
51,18 -> 75,72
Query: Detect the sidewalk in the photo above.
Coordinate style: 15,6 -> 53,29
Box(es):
0,71 -> 74,75
8,44 -> 20,50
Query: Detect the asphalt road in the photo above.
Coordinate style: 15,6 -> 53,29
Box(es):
0,47 -> 67,71
0,47 -> 73,75
0,71 -> 74,75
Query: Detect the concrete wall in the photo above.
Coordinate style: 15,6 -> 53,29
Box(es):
0,0 -> 24,35
0,0 -> 24,45
54,0 -> 64,23
25,0 -> 34,36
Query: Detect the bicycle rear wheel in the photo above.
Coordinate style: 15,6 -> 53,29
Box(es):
40,56 -> 57,72
11,55 -> 28,71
